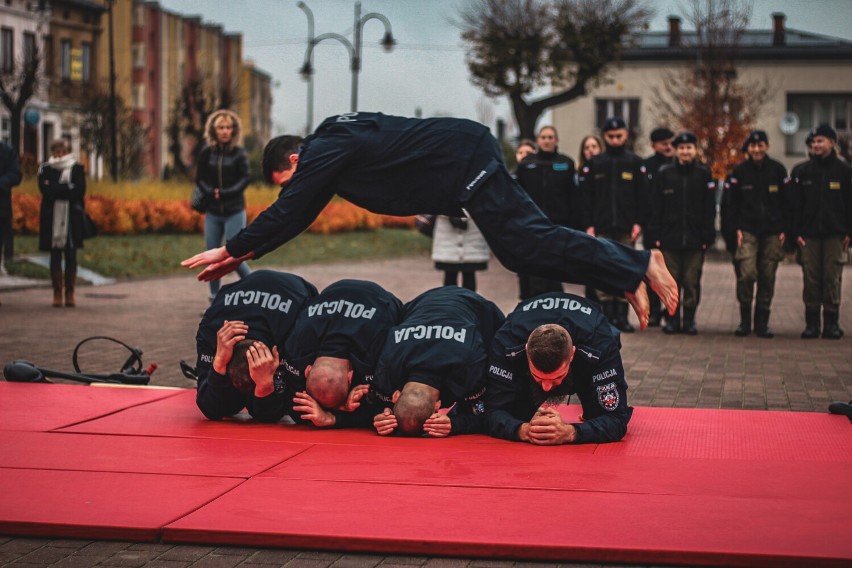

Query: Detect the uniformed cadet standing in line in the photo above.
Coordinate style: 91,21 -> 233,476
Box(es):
790,124 -> 851,340
649,132 -> 717,335
279,279 -> 403,428
723,130 -> 790,338
581,117 -> 650,333
182,112 -> 680,330
195,270 -> 317,422
643,127 -> 675,327
514,126 -> 577,299
486,292 -> 632,445
371,286 -> 505,437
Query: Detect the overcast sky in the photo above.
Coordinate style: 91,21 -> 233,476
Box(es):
157,0 -> 852,136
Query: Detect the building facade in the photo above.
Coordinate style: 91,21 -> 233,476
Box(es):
551,13 -> 852,172
2,0 -> 272,179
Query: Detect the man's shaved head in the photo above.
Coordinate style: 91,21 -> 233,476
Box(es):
393,382 -> 440,435
306,357 -> 351,409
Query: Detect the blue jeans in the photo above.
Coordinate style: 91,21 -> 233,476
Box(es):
205,210 -> 251,298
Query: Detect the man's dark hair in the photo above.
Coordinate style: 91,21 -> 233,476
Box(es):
262,135 -> 303,184
527,324 -> 573,373
227,339 -> 257,393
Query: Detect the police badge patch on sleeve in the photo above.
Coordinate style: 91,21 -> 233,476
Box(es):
596,382 -> 619,411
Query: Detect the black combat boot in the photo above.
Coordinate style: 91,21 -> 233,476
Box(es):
681,307 -> 698,335
754,307 -> 774,338
648,294 -> 662,327
663,307 -> 681,334
822,311 -> 844,339
801,309 -> 821,339
615,302 -> 635,333
603,301 -> 617,327
734,304 -> 751,336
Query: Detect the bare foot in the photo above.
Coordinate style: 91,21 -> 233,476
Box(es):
646,249 -> 678,316
625,283 -> 649,331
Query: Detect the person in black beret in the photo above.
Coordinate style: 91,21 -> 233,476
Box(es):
723,130 -> 790,338
643,127 -> 675,326
790,124 -> 851,339
580,116 -> 650,332
648,132 -> 717,334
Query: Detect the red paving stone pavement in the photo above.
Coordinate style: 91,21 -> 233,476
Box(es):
1,254 -> 850,567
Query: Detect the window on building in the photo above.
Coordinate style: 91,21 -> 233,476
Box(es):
786,94 -> 852,156
595,98 -> 641,144
23,32 -> 36,70
60,39 -> 71,80
1,117 -> 10,145
132,43 -> 145,69
132,84 -> 146,109
43,35 -> 53,76
81,42 -> 91,83
1,28 -> 13,73
133,4 -> 146,26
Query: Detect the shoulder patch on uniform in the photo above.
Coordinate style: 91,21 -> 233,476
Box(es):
597,382 -> 620,411
575,345 -> 601,362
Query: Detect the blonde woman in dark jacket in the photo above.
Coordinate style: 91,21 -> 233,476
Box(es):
196,109 -> 251,301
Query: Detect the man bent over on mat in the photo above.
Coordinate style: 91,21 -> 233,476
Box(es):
372,286 -> 504,437
486,292 -> 632,444
278,279 -> 403,428
195,270 -> 317,422
182,112 -> 679,329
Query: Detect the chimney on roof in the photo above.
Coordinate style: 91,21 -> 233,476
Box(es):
772,12 -> 786,46
668,16 -> 682,47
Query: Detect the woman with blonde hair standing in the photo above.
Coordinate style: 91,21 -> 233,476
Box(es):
196,109 -> 251,301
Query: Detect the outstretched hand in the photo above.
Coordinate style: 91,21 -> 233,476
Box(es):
181,247 -> 254,282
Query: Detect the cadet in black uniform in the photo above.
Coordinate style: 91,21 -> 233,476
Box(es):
723,130 -> 790,338
515,125 -> 577,299
643,128 -> 675,327
486,292 -> 632,444
649,132 -> 717,335
279,279 -> 403,428
182,112 -> 680,330
371,286 -> 505,437
580,117 -> 650,333
790,124 -> 851,339
195,270 -> 317,421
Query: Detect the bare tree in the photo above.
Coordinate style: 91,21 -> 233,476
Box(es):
652,0 -> 770,179
166,75 -> 240,178
80,93 -> 149,179
458,0 -> 651,138
0,42 -> 40,156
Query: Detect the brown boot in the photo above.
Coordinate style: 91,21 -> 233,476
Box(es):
64,269 -> 76,307
51,270 -> 63,307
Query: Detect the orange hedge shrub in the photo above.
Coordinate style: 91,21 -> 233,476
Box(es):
11,193 -> 414,236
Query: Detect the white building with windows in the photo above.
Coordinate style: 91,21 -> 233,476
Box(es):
552,13 -> 852,172
0,0 -> 49,161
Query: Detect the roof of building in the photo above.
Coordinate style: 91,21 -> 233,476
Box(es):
626,27 -> 852,61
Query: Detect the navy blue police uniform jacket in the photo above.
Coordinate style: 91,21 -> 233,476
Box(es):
280,279 -> 403,428
372,286 -> 506,435
486,292 -> 633,444
195,270 -> 318,422
224,112 -> 650,297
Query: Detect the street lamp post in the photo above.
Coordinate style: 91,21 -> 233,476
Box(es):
297,1 -> 395,131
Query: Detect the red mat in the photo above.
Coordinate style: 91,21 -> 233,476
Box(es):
0,468 -> 242,541
0,382 -> 850,567
0,382 -> 182,432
